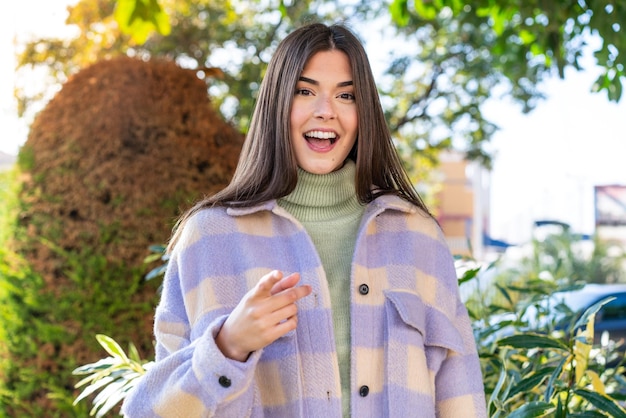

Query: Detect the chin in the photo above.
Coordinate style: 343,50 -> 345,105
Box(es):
302,164 -> 338,175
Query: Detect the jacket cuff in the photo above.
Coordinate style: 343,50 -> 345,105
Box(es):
192,315 -> 262,401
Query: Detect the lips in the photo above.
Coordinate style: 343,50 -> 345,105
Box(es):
304,130 -> 338,150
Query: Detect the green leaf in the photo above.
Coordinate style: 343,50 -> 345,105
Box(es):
114,0 -> 170,44
90,378 -> 127,416
458,267 -> 481,284
495,283 -> 514,307
414,0 -> 438,20
573,296 -> 615,331
143,253 -> 164,264
569,411 -> 613,417
96,334 -> 130,363
73,357 -> 118,376
278,0 -> 288,17
509,367 -> 554,398
390,0 -> 410,26
145,264 -> 167,281
574,389 -> 626,418
497,333 -> 569,351
73,376 -> 115,405
507,401 -> 555,418
128,342 -> 141,363
488,362 -> 508,410
545,356 -> 568,402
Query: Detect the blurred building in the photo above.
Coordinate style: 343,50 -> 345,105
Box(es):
595,184 -> 626,245
434,151 -> 493,260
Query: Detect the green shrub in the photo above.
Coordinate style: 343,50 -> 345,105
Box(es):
465,264 -> 626,417
0,167 -> 160,417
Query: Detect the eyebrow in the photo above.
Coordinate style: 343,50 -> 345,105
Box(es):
298,76 -> 353,87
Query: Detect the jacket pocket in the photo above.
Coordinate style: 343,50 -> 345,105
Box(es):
383,290 -> 464,416
384,290 -> 464,352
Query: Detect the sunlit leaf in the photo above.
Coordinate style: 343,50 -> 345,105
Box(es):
507,401 -> 555,418
96,334 -> 129,363
573,297 -> 613,331
414,0 -> 438,20
586,370 -> 606,396
389,0 -> 410,26
509,367 -> 554,398
574,388 -> 626,418
488,361 -> 508,411
114,0 -> 170,44
497,334 -> 569,351
545,356 -> 568,402
73,376 -> 114,405
458,267 -> 481,284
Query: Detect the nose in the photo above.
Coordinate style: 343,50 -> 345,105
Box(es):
313,96 -> 336,120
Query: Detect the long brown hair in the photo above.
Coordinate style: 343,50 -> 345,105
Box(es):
169,23 -> 430,249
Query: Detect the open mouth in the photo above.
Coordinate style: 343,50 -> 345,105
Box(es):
304,130 -> 338,146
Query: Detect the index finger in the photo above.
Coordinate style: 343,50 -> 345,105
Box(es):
270,272 -> 301,295
254,270 -> 284,297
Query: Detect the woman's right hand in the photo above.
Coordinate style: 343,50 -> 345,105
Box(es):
215,270 -> 312,362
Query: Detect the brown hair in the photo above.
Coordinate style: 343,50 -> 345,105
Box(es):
169,23 -> 430,248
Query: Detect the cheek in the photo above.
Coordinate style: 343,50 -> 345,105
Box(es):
347,112 -> 358,137
290,103 -> 308,127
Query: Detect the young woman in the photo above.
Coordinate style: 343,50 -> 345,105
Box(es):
122,22 -> 487,418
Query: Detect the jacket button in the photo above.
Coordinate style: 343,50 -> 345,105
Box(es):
358,284 -> 369,295
218,375 -> 232,388
359,385 -> 369,397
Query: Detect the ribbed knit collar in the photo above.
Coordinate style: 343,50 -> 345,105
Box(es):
278,160 -> 363,222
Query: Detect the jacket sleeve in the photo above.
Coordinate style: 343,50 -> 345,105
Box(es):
434,298 -> 488,417
121,231 -> 262,417
432,235 -> 488,418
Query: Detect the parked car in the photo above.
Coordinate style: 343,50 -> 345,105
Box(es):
546,283 -> 626,348
488,283 -> 626,352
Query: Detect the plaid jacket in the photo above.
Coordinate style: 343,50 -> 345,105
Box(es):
122,195 -> 487,417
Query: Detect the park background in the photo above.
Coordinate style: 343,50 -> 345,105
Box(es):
2,0 -> 626,248
1,1 -> 626,417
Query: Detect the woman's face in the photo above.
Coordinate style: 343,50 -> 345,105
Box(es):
290,50 -> 358,175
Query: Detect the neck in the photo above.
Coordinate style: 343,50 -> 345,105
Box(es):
279,160 -> 362,221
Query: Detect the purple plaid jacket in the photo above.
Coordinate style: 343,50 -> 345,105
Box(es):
121,195 -> 487,417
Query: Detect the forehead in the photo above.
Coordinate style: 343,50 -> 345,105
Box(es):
300,50 -> 352,78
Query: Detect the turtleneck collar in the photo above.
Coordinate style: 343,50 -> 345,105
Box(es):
278,159 -> 363,222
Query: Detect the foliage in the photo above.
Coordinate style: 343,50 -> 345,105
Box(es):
0,166 -> 160,417
143,244 -> 168,282
14,0 -> 336,131
114,0 -> 171,44
384,0 -> 626,172
70,245 -> 166,416
515,227 -> 624,290
73,335 -> 152,417
15,0 -> 626,179
390,0 -> 626,102
459,264 -> 626,417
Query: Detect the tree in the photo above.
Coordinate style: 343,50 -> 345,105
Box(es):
15,0 -> 340,132
390,0 -> 625,102
14,0 -> 626,175
380,0 -> 624,173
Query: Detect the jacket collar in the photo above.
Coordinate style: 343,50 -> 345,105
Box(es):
226,194 -> 416,218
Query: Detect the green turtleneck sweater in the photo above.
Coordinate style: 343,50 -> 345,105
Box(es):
278,160 -> 365,417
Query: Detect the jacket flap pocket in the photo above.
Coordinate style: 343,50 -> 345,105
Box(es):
384,290 -> 464,353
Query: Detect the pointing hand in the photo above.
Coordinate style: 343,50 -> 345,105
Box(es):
216,270 -> 312,361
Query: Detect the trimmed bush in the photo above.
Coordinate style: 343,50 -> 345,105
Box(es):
0,56 -> 242,415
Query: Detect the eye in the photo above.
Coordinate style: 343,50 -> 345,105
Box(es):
338,92 -> 355,101
295,88 -> 314,96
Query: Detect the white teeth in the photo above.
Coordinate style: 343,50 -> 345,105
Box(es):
305,130 -> 337,139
